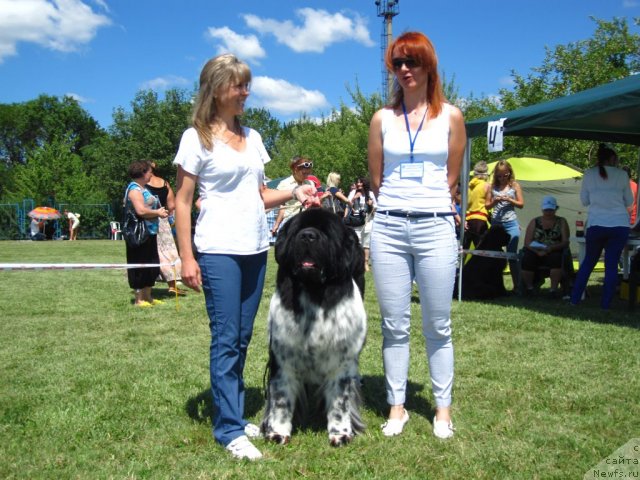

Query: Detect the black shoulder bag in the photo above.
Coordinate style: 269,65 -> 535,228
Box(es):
122,185 -> 149,247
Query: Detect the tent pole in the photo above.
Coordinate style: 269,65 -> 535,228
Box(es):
457,139 -> 472,302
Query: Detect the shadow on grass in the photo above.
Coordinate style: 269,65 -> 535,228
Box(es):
185,386 -> 265,425
360,375 -> 435,421
461,281 -> 640,329
185,375 -> 435,433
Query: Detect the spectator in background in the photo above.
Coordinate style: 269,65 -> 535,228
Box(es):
30,218 -> 45,241
570,143 -> 633,309
520,195 -> 570,297
321,172 -> 350,216
124,160 -> 169,307
485,159 -> 525,290
146,161 -> 186,296
64,210 -> 80,241
622,165 -> 637,226
345,177 -> 376,272
270,156 -> 315,236
464,161 -> 490,249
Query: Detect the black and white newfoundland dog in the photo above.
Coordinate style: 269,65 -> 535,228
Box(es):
261,207 -> 367,446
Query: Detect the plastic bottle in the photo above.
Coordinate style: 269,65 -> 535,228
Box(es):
575,211 -> 585,237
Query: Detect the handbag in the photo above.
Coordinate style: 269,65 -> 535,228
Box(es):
122,206 -> 149,247
344,207 -> 366,227
122,184 -> 149,247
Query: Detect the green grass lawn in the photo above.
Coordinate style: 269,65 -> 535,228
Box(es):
1,240 -> 638,479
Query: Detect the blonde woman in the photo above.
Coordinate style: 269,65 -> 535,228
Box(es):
173,54 -> 317,460
485,159 -> 525,288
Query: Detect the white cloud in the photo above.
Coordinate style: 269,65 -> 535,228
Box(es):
499,76 -> 515,87
251,76 -> 329,115
206,26 -> 266,64
140,75 -> 190,91
66,92 -> 91,103
243,8 -> 374,53
0,0 -> 111,63
623,0 -> 640,7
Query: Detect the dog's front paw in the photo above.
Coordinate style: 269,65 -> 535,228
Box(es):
329,433 -> 353,447
264,431 -> 291,445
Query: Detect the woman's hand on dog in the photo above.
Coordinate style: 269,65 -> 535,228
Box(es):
294,184 -> 322,208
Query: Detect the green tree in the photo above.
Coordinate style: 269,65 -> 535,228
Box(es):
7,137 -> 101,205
241,107 -> 282,156
0,95 -> 101,167
83,88 -> 193,208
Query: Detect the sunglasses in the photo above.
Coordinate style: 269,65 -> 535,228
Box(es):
296,162 -> 313,169
391,57 -> 419,70
496,173 -> 510,178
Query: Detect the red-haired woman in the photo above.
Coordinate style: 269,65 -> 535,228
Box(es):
368,31 -> 466,439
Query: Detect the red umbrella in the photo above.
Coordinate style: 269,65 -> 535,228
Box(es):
28,206 -> 62,220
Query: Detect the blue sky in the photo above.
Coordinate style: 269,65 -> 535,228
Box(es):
1,0 -> 638,129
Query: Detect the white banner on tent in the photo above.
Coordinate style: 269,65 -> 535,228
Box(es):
487,118 -> 507,152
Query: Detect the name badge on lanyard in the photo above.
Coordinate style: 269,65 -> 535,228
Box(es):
400,101 -> 428,180
400,162 -> 424,178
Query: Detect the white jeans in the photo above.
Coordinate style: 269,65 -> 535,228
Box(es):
370,214 -> 457,408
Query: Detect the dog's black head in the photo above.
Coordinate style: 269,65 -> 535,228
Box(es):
275,208 -> 364,300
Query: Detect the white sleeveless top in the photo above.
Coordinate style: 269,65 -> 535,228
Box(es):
376,103 -> 452,212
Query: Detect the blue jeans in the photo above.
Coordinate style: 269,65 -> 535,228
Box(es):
492,219 -> 520,282
571,226 -> 629,309
198,251 -> 268,447
370,214 -> 457,408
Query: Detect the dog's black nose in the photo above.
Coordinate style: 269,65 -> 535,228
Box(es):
298,228 -> 318,243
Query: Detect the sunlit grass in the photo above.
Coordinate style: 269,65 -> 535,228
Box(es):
1,240 -> 638,479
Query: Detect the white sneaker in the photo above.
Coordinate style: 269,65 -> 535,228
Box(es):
433,416 -> 455,439
381,409 -> 409,436
226,435 -> 262,460
244,422 -> 261,438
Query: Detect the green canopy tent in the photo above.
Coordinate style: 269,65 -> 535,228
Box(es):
465,74 -> 640,145
458,74 -> 640,299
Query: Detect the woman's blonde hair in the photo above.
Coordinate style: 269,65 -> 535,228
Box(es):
491,160 -> 516,188
385,31 -> 445,118
192,54 -> 251,151
326,172 -> 341,188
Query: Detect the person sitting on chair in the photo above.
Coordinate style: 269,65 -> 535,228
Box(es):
30,218 -> 45,241
520,195 -> 570,297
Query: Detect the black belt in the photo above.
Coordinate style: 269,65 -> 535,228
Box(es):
383,210 -> 456,218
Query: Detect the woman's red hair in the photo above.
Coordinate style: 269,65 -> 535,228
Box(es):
385,31 -> 445,118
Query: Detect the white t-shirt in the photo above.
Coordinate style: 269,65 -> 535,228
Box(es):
581,165 -> 633,228
376,103 -> 452,212
173,127 -> 271,255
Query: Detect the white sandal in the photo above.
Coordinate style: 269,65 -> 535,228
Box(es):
381,409 -> 409,436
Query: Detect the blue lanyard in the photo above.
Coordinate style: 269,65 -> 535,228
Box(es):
402,101 -> 428,162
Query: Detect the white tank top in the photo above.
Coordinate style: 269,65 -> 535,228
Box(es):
377,103 -> 451,212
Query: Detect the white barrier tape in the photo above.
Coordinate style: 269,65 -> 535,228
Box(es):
0,263 -> 175,271
461,249 -> 519,260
